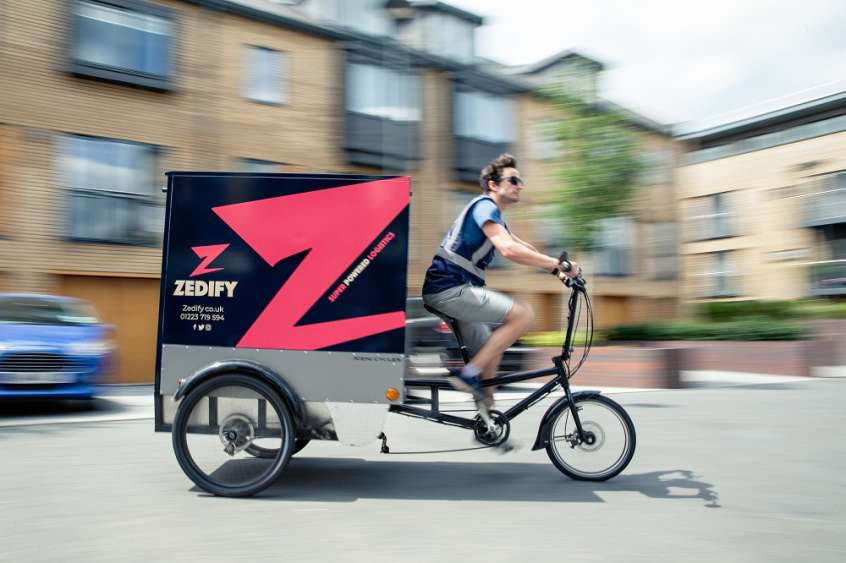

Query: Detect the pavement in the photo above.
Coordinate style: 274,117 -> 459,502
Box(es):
0,374 -> 845,562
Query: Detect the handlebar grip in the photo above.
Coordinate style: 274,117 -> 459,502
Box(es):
558,250 -> 574,273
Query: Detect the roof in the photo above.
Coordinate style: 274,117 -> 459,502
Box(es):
182,0 -> 521,91
181,1 -> 670,130
596,99 -> 673,136
506,49 -> 606,76
679,90 -> 846,143
408,1 -> 484,25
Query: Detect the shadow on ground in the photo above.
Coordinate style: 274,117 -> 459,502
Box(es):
194,458 -> 720,507
0,397 -> 126,419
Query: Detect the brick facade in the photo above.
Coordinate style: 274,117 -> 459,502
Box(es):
0,0 -> 680,381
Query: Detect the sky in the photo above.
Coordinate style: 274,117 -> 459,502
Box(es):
447,0 -> 846,133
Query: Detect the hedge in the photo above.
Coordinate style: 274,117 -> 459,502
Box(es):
699,300 -> 846,322
605,320 -> 809,341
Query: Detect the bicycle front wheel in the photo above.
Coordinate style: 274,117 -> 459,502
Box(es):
545,394 -> 636,481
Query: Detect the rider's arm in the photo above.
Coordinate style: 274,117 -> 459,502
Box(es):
510,232 -> 539,253
483,222 -> 560,272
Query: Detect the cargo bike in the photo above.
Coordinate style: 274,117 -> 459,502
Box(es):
154,172 -> 636,497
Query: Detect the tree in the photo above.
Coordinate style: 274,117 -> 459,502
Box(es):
542,86 -> 643,252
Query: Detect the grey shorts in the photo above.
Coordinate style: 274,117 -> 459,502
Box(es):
422,285 -> 515,357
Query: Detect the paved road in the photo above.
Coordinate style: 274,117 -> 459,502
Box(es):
1,379 -> 844,563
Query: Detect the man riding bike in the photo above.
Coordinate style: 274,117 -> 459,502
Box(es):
422,153 -> 581,406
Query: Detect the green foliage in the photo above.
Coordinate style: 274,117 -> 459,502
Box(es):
540,86 -> 643,251
698,299 -> 846,321
605,320 -> 808,341
522,331 -> 606,347
699,300 -> 796,322
791,300 -> 846,319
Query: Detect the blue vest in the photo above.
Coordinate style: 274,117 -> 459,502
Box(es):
422,195 -> 508,295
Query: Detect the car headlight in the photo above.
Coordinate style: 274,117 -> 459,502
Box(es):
66,340 -> 112,356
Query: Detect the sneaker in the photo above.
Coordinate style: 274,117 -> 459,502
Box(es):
447,369 -> 486,403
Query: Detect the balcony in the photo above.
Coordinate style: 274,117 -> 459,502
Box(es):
803,187 -> 846,228
344,112 -> 419,170
453,137 -> 509,183
808,259 -> 846,296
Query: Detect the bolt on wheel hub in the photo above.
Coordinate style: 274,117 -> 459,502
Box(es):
218,413 -> 256,456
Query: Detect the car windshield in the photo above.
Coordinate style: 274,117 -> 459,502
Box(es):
0,297 -> 99,325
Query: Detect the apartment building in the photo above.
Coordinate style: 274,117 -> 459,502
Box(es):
678,91 -> 846,303
0,0 -> 679,382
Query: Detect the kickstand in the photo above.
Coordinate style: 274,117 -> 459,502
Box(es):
378,432 -> 390,454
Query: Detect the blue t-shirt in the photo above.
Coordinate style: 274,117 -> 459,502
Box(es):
422,195 -> 508,295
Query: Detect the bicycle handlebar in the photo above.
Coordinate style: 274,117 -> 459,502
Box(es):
563,274 -> 587,291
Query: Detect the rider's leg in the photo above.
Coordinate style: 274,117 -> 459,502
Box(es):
456,322 -> 501,404
423,285 -> 523,401
482,350 -> 503,381
465,301 -> 534,375
481,350 -> 503,406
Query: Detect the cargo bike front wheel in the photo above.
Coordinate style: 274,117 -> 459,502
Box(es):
545,394 -> 635,481
172,374 -> 296,497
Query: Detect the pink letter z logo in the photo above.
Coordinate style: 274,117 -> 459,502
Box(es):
212,178 -> 409,351
190,244 -> 230,277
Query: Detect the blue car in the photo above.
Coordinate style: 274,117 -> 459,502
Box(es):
0,294 -> 113,399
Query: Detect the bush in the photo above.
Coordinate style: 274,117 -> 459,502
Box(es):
523,331 -> 605,347
699,300 -> 797,322
792,300 -> 846,319
605,319 -> 808,341
699,299 -> 846,322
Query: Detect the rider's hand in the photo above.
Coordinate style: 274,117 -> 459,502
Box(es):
558,259 -> 581,279
551,261 -> 581,280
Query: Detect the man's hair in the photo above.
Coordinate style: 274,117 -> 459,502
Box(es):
479,153 -> 517,192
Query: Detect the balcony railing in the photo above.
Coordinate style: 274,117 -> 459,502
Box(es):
803,188 -> 846,228
808,259 -> 846,296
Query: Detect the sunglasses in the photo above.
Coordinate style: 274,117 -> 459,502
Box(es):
499,175 -> 524,186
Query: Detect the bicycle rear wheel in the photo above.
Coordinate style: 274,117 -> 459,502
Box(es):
172,374 -> 295,497
545,394 -> 635,481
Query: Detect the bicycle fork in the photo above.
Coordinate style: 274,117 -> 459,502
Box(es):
553,356 -> 588,443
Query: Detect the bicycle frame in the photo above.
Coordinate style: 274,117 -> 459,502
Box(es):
391,281 -> 589,437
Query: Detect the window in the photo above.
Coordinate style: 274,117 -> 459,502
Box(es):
804,171 -> 846,227
688,192 -> 737,240
686,114 -> 846,165
344,60 -> 421,168
453,85 -> 515,181
594,217 -> 635,276
337,0 -> 391,35
243,46 -> 288,105
695,251 -> 739,298
238,158 -> 283,173
60,135 -> 162,245
646,223 -> 677,280
71,0 -> 174,89
347,63 -> 420,122
454,90 -> 515,143
424,13 -> 474,63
